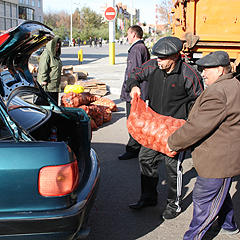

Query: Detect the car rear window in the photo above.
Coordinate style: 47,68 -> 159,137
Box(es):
7,92 -> 50,131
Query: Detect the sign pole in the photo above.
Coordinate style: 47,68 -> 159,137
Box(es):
109,1 -> 115,65
104,3 -> 116,65
109,21 -> 115,65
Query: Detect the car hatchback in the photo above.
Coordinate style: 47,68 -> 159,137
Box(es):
0,20 -> 100,239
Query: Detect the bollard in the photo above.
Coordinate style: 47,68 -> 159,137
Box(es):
78,49 -> 83,64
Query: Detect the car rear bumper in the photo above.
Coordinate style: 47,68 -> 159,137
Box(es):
0,149 -> 100,240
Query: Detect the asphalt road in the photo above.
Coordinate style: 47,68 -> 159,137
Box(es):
60,44 -> 240,240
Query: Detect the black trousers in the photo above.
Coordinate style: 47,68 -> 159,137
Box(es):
47,92 -> 59,105
139,145 -> 185,212
125,101 -> 142,153
34,91 -> 58,106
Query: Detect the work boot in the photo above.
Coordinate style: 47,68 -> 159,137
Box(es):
162,208 -> 181,220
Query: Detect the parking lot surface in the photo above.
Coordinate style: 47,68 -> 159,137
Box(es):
61,44 -> 240,240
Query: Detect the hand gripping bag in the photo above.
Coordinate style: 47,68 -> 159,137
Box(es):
127,94 -> 185,157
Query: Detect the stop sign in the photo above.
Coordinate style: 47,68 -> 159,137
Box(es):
104,7 -> 117,21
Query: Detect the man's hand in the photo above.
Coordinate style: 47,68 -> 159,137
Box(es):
166,143 -> 176,154
42,82 -> 47,86
130,86 -> 141,98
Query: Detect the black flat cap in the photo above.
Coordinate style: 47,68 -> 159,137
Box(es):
151,36 -> 183,57
196,51 -> 230,67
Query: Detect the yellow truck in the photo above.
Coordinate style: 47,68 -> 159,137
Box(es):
170,0 -> 240,76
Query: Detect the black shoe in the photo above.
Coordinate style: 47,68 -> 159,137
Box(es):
118,152 -> 138,160
162,208 -> 181,220
129,200 -> 157,210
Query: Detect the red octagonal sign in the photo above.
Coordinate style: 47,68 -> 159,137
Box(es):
104,7 -> 117,21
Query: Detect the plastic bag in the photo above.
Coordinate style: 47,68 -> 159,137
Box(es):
127,94 -> 185,157
64,85 -> 85,94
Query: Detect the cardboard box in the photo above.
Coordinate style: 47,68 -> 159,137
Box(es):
62,65 -> 73,75
74,70 -> 88,79
60,66 -> 108,96
68,74 -> 77,85
61,75 -> 68,82
90,89 -> 108,96
60,75 -> 69,90
78,79 -> 97,87
61,80 -> 68,90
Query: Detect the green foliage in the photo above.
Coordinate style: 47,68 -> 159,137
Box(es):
143,32 -> 151,40
43,6 -> 141,43
52,25 -> 68,40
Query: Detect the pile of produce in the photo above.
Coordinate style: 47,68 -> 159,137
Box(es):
61,92 -> 117,130
91,97 -> 118,112
127,94 -> 185,157
61,92 -> 98,107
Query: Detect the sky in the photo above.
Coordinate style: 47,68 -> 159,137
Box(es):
43,0 -> 157,25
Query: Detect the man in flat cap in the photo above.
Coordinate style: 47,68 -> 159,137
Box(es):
167,51 -> 240,238
126,36 -> 204,219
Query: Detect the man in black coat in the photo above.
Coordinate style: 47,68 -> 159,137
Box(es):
118,25 -> 150,160
127,36 -> 204,220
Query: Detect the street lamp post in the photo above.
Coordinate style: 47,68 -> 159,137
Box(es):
70,2 -> 81,47
74,3 -> 81,29
130,0 -> 133,26
70,0 -> 73,47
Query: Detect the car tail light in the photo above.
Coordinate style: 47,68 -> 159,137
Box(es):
0,32 -> 10,46
38,160 -> 79,197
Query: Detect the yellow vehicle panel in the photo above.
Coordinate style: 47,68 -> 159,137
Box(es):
171,0 -> 240,63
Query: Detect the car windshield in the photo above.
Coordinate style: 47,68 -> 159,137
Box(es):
7,92 -> 50,131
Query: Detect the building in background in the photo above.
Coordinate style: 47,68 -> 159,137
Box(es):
0,0 -> 43,31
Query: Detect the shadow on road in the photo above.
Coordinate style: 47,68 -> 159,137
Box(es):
86,142 -> 206,240
86,142 -> 164,240
61,53 -> 109,65
61,51 -> 128,66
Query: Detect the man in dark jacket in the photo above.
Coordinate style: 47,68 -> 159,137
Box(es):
118,25 -> 150,160
127,36 -> 204,220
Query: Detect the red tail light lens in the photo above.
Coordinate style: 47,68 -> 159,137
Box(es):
0,32 -> 10,46
38,160 -> 79,197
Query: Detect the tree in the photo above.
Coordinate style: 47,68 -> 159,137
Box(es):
157,0 -> 172,23
43,7 -> 106,42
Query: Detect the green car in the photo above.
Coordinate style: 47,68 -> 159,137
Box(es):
0,20 -> 100,239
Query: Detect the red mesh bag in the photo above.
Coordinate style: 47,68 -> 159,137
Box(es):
79,105 -> 103,126
78,92 -> 98,105
92,105 -> 112,122
94,114 -> 104,126
91,97 -> 118,112
127,94 -> 185,157
61,92 -> 80,107
90,119 -> 98,130
61,92 -> 98,107
80,105 -> 99,118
